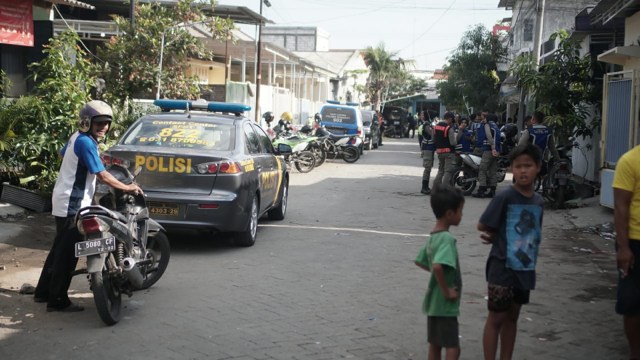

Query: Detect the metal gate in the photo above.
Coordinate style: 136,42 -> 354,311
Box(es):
600,71 -> 637,208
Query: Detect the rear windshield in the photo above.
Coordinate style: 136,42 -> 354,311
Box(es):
321,106 -> 357,124
121,118 -> 236,151
361,110 -> 373,125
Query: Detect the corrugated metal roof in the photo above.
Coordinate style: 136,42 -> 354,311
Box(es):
44,0 -> 95,10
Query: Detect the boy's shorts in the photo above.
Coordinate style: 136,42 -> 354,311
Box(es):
487,283 -> 530,312
616,240 -> 640,315
427,316 -> 459,348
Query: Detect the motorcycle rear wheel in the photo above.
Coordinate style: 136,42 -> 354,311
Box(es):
92,268 -> 122,326
140,231 -> 171,290
453,168 -> 476,196
294,151 -> 316,173
342,146 -> 360,163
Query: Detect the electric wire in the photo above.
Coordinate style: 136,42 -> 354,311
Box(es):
53,4 -> 105,63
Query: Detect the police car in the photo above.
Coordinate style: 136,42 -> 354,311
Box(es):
101,99 -> 291,247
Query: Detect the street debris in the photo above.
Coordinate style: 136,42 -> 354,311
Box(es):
581,222 -> 616,242
19,283 -> 35,294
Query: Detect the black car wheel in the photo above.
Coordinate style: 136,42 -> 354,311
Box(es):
235,195 -> 259,247
268,179 -> 288,220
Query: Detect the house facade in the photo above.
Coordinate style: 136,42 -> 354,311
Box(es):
1,1 -> 368,128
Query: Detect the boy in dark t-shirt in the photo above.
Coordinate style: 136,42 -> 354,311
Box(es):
477,143 -> 544,360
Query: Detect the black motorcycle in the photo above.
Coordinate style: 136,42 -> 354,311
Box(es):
74,165 -> 170,325
452,153 -> 509,195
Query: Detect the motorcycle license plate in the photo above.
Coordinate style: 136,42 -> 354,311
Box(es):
393,121 -> 400,125
75,237 -> 116,257
149,202 -> 179,216
555,173 -> 570,179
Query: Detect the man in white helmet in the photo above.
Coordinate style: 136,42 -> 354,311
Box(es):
34,100 -> 143,312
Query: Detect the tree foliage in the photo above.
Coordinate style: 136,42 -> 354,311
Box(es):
0,31 -> 96,191
509,30 -> 601,142
363,43 -> 411,110
436,24 -> 507,114
97,0 -> 234,104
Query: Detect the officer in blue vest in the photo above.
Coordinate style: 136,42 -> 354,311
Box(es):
420,111 -> 436,194
455,117 -> 473,155
432,112 -> 458,190
472,113 -> 502,198
469,112 -> 483,155
518,111 -> 559,160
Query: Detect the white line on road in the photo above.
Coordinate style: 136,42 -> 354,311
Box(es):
259,224 -> 425,238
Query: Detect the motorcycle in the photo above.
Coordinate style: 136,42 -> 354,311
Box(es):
74,165 -> 170,325
272,133 -> 317,173
300,126 -> 361,163
452,153 -> 509,195
541,141 -> 575,208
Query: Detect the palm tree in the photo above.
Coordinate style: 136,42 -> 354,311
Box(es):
363,43 -> 408,111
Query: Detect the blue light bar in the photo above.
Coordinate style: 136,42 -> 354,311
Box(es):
153,99 -> 251,114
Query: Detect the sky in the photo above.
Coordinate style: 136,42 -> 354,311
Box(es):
228,0 -> 511,70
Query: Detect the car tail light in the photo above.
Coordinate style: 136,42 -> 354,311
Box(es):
357,127 -> 362,136
558,163 -> 569,171
101,154 -> 130,168
219,162 -> 241,174
77,216 -> 110,235
196,161 -> 241,174
197,162 -> 219,174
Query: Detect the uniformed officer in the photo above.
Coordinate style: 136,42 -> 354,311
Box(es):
432,112 -> 458,190
420,112 -> 436,195
472,113 -> 502,198
518,111 -> 559,160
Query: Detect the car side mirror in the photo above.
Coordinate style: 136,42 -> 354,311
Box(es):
277,143 -> 293,155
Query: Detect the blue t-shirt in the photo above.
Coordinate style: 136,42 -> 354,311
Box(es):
479,186 -> 544,290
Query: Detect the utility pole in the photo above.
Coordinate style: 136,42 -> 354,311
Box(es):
534,0 -> 546,66
130,0 -> 135,32
254,0 -> 271,123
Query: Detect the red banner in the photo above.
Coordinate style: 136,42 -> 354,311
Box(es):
0,0 -> 34,47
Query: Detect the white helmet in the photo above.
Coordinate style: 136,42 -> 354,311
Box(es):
78,100 -> 113,133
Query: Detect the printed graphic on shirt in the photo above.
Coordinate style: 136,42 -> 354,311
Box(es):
505,204 -> 542,271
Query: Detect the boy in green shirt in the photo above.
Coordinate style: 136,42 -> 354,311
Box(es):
415,185 -> 465,360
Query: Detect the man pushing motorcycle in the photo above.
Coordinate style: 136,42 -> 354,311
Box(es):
34,100 -> 142,312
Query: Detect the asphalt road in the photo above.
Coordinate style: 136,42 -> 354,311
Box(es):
0,137 -> 626,360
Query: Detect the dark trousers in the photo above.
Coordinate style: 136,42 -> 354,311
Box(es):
35,216 -> 82,307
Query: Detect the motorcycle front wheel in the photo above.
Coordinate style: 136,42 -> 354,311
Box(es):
140,231 -> 171,290
92,266 -> 122,326
342,145 -> 360,163
294,151 -> 316,173
310,143 -> 326,167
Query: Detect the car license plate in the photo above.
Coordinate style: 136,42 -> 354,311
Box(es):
75,237 -> 116,257
149,202 -> 179,216
393,121 -> 400,125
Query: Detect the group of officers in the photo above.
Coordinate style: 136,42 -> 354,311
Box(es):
417,110 -> 557,197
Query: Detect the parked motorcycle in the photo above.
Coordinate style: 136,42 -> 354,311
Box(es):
272,134 -> 317,173
541,141 -> 575,208
301,126 -> 361,163
74,165 -> 170,325
452,153 -> 509,195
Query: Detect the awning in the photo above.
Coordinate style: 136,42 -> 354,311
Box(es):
597,45 -> 640,65
43,0 -> 95,10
